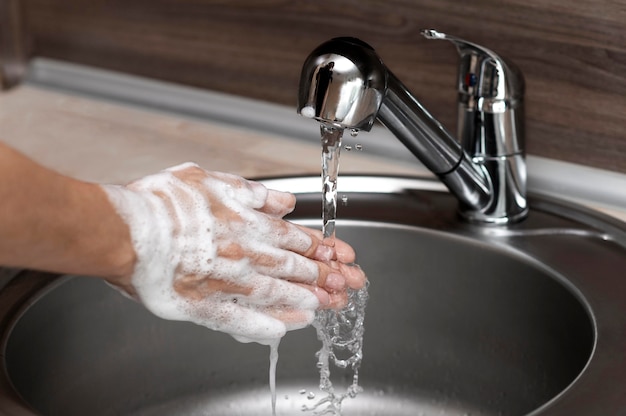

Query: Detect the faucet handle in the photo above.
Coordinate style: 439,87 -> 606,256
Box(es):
421,29 -> 525,159
421,29 -> 524,113
422,29 -> 527,222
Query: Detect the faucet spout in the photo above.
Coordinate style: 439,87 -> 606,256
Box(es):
377,71 -> 493,213
298,32 -> 527,224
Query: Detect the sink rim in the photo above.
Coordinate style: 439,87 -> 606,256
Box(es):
267,174 -> 626,416
0,174 -> 624,415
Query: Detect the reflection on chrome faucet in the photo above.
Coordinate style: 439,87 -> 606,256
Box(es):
298,29 -> 527,225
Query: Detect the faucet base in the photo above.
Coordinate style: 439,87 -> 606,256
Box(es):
457,154 -> 528,225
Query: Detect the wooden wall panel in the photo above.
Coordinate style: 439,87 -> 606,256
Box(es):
4,0 -> 626,173
0,0 -> 27,88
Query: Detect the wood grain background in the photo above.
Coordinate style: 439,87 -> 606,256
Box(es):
2,0 -> 626,173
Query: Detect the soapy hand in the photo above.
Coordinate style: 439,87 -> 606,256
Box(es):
103,163 -> 365,344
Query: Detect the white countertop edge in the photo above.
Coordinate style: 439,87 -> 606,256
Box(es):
24,58 -> 626,220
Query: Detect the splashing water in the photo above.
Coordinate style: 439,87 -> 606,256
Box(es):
305,124 -> 369,415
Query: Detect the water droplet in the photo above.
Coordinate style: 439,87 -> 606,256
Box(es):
350,129 -> 359,137
341,195 -> 348,206
355,143 -> 363,151
284,395 -> 289,400
299,389 -> 307,394
344,145 -> 352,151
307,391 -> 316,400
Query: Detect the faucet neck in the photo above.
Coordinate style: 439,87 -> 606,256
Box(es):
378,72 -> 493,215
298,33 -> 528,224
379,68 -> 527,225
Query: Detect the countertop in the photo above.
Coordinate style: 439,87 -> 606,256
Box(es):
0,85 -> 423,184
1,83 -> 625,224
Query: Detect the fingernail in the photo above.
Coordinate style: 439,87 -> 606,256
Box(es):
325,273 -> 346,290
314,245 -> 334,262
313,287 -> 331,306
345,263 -> 367,290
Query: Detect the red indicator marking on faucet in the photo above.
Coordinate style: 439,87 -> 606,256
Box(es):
465,73 -> 477,87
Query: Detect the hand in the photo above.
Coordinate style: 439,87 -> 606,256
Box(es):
103,163 -> 366,344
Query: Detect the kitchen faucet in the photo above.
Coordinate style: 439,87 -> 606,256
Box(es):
298,29 -> 527,224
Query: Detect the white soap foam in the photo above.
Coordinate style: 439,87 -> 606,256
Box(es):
300,106 -> 316,119
102,163 -> 320,345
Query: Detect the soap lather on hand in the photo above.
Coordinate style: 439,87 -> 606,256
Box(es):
103,162 -> 367,344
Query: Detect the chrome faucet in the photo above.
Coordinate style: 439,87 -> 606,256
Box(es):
298,29 -> 527,224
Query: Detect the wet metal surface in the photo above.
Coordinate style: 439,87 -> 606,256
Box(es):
1,176 -> 624,415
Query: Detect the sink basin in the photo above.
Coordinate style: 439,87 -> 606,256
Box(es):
1,175 -> 624,415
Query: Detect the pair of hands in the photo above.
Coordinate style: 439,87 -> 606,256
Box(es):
104,163 -> 366,343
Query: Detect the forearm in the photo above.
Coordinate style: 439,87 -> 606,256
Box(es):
0,142 -> 136,281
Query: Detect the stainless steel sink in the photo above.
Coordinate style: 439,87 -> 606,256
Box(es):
1,176 -> 624,415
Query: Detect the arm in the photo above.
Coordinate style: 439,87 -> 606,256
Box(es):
0,141 -> 136,279
0,142 -> 366,343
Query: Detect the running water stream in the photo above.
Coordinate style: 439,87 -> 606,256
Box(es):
306,124 -> 369,415
269,339 -> 280,415
268,124 -> 368,416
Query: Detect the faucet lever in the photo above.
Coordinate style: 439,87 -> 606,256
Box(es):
422,29 -> 521,102
421,29 -> 525,159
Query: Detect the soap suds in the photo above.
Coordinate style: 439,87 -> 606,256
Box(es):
102,162 -> 320,345
301,106 -> 316,119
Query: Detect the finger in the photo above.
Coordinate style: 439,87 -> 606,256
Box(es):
255,217 -> 333,261
198,301 -> 289,342
333,238 -> 357,263
294,282 -> 331,307
257,189 -> 297,217
294,225 -> 356,263
216,240 -> 319,285
325,291 -> 348,310
173,274 -> 252,301
339,262 -> 367,290
208,172 -> 270,209
187,286 -> 317,341
164,161 -> 202,174
238,245 -> 347,292
267,222 -> 336,262
164,163 -> 216,191
236,273 -> 320,310
171,169 -> 269,211
251,217 -> 340,264
175,273 -> 318,324
280,228 -> 355,291
240,218 -> 327,262
304,261 -> 365,292
266,307 -> 316,332
297,282 -> 348,310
